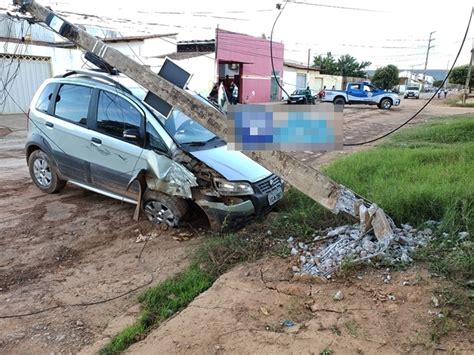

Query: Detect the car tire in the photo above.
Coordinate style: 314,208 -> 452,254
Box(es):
380,98 -> 392,110
334,97 -> 345,106
142,190 -> 188,227
28,149 -> 66,194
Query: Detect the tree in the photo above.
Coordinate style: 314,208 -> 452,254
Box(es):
313,52 -> 371,77
433,79 -> 444,87
313,52 -> 338,75
337,54 -> 371,77
448,65 -> 474,89
371,64 -> 399,90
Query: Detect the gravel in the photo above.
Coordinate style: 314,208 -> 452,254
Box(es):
288,220 -> 450,278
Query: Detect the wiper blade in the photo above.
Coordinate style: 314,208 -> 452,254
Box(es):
183,136 -> 221,146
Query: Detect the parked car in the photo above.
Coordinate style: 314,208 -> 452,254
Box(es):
287,89 -> 315,104
26,70 -> 284,229
404,86 -> 420,99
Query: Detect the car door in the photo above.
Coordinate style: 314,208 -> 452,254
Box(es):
347,84 -> 367,103
45,83 -> 95,183
88,89 -> 146,199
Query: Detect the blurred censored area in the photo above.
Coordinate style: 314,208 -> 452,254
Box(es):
226,104 -> 343,151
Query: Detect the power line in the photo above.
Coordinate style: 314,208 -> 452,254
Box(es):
286,0 -> 383,13
344,7 -> 473,146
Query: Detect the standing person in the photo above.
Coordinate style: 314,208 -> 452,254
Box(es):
231,81 -> 239,105
444,88 -> 448,98
224,75 -> 232,101
437,89 -> 441,99
207,83 -> 218,103
331,85 -> 336,90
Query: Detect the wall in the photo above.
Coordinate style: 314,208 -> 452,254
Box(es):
216,29 -> 284,103
173,54 -> 216,97
0,41 -> 83,76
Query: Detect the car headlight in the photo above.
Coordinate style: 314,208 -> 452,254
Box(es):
213,178 -> 254,196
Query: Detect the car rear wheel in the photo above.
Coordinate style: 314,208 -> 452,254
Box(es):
28,149 -> 66,194
334,97 -> 345,106
380,98 -> 392,110
143,190 -> 188,227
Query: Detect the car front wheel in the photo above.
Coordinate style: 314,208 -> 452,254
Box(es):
142,190 -> 188,227
380,98 -> 392,110
28,149 -> 66,193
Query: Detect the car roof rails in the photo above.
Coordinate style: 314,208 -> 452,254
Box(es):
56,70 -> 133,95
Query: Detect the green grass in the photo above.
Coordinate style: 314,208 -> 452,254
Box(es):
323,116 -> 474,233
273,187 -> 350,241
100,266 -> 214,355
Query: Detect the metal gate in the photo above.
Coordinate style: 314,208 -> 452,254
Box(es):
0,53 -> 51,114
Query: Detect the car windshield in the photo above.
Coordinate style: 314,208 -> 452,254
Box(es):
127,83 -> 218,144
407,87 -> 419,90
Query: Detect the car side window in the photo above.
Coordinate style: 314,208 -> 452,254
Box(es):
146,121 -> 168,154
54,84 -> 92,125
35,83 -> 56,113
349,84 -> 360,90
96,90 -> 142,140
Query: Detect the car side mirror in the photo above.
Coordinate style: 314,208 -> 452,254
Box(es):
123,128 -> 140,140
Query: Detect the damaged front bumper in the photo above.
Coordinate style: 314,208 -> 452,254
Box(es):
195,174 -> 284,229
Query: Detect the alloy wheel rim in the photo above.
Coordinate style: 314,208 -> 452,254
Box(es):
144,201 -> 176,226
33,158 -> 52,187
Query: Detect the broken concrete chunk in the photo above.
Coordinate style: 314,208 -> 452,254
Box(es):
371,209 -> 394,241
333,290 -> 344,301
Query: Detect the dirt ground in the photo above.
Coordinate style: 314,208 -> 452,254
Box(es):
1,97 -> 473,354
127,258 -> 472,354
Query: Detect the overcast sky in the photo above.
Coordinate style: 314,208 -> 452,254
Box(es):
2,0 -> 473,69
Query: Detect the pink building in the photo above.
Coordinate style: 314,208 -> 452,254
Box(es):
216,29 -> 284,104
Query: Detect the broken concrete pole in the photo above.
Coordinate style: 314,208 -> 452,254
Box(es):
14,0 -> 394,240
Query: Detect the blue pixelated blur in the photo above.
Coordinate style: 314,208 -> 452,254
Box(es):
227,104 -> 342,151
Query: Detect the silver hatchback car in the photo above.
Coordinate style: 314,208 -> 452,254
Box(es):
26,70 -> 283,229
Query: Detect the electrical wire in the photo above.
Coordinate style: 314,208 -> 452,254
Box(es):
343,7 -> 473,147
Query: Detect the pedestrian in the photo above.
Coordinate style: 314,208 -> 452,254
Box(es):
331,85 -> 335,90
207,83 -> 218,103
444,88 -> 448,98
437,89 -> 441,99
231,81 -> 239,105
305,86 -> 313,104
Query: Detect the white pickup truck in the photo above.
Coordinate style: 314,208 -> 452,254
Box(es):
322,82 -> 401,109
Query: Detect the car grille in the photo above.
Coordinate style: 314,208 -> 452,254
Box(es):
254,174 -> 282,194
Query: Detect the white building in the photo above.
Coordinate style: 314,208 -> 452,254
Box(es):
0,15 -> 177,113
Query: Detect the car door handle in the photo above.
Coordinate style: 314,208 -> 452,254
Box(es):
45,121 -> 54,128
91,137 -> 102,145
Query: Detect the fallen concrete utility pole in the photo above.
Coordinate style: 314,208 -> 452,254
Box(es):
13,0 -> 393,240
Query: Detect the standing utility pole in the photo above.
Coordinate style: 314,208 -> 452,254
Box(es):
421,31 -> 436,92
463,47 -> 474,104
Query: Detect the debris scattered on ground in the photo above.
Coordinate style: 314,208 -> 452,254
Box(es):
287,220 -> 458,278
280,319 -> 295,328
135,232 -> 158,243
333,290 -> 344,301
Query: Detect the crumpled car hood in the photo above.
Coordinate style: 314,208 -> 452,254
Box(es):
189,145 -> 271,183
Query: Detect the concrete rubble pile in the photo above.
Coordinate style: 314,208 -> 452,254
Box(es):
289,220 -> 443,278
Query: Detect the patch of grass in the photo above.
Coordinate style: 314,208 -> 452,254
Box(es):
273,187 -> 350,241
446,96 -> 474,108
100,266 -> 214,355
324,116 -> 474,232
320,348 -> 334,355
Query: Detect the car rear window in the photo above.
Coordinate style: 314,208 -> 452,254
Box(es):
54,84 -> 92,125
35,83 -> 56,113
